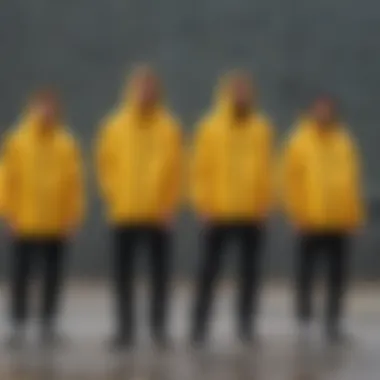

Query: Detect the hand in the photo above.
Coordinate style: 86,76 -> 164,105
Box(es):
64,223 -> 79,238
292,220 -> 309,234
66,228 -> 77,238
5,222 -> 16,237
161,213 -> 175,229
351,226 -> 364,237
200,214 -> 209,225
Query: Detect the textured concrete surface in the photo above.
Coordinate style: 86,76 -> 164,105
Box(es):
0,0 -> 380,276
0,283 -> 379,379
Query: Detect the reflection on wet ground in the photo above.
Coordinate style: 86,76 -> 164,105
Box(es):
1,336 -> 378,380
0,283 -> 378,380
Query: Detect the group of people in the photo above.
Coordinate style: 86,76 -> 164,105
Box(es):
0,65 -> 364,350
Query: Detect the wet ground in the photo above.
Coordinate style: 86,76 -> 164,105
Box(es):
0,282 -> 378,379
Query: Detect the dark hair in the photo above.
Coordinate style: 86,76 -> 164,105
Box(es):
28,87 -> 62,119
29,88 -> 61,111
312,94 -> 338,110
34,86 -> 58,100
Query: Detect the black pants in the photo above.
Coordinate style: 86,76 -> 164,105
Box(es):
192,223 -> 264,340
296,233 -> 349,328
10,238 -> 65,328
112,225 -> 171,341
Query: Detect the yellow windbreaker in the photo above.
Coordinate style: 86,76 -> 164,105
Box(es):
1,111 -> 85,237
0,164 -> 4,215
190,78 -> 274,221
280,119 -> 365,231
95,75 -> 183,224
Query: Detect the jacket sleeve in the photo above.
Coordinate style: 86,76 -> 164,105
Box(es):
161,123 -> 183,217
258,122 -> 275,216
348,138 -> 366,227
279,134 -> 306,226
65,139 -> 85,228
1,133 -> 18,224
189,119 -> 213,216
95,119 -> 115,204
0,163 -> 4,217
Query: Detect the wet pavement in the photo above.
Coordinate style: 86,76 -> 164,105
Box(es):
0,282 -> 378,379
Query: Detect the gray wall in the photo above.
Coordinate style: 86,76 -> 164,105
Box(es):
0,0 -> 380,278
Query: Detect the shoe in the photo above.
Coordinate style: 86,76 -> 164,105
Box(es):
6,329 -> 26,350
40,328 -> 65,348
298,321 -> 312,343
153,333 -> 171,350
238,329 -> 256,346
190,331 -> 206,349
109,335 -> 134,352
326,325 -> 350,345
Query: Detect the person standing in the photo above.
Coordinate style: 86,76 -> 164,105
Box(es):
0,163 -> 4,216
2,89 -> 85,347
96,66 -> 183,350
281,96 -> 365,342
190,71 -> 274,345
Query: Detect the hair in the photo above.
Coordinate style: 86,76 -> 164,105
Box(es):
27,86 -> 63,120
312,93 -> 338,110
30,86 -> 59,104
226,69 -> 253,86
129,64 -> 162,94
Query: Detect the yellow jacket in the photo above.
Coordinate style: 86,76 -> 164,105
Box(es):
190,78 -> 274,221
95,75 -> 183,224
280,119 -> 365,231
1,111 -> 85,237
0,164 -> 4,215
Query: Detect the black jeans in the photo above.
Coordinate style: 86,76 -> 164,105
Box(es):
112,225 -> 171,341
10,238 -> 66,329
192,223 -> 264,340
296,232 -> 350,328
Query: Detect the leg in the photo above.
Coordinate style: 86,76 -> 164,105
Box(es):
325,234 -> 349,340
191,225 -> 226,343
112,226 -> 138,347
9,239 -> 35,329
236,224 -> 263,340
146,227 -> 171,345
40,239 -> 65,338
295,234 -> 319,324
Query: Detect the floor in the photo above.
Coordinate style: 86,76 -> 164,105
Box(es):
0,282 -> 379,380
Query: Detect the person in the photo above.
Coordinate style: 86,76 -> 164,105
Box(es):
190,71 -> 274,345
1,88 -> 85,347
0,163 -> 4,216
280,96 -> 365,343
95,65 -> 183,350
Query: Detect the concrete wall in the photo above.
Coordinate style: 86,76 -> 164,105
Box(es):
0,0 -> 379,278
